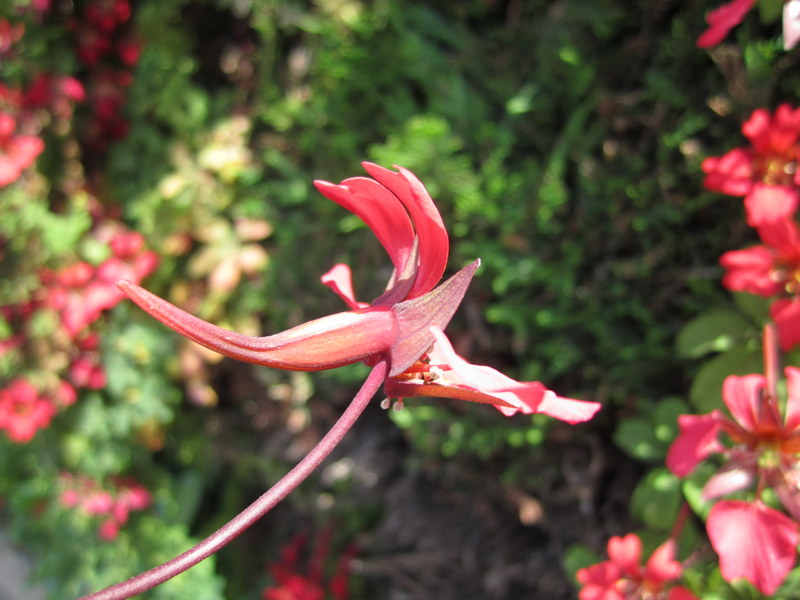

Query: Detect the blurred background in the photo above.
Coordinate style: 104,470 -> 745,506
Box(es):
1,0 -> 798,598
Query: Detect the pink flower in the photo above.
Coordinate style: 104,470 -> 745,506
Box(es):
0,379 -> 57,443
59,473 -> 152,541
0,18 -> 24,58
576,533 -> 697,600
720,218 -> 800,349
119,163 -> 600,423
68,355 -> 107,389
720,217 -> 800,297
702,104 -> 800,226
667,367 -> 800,593
0,111 -> 44,187
42,230 -> 158,339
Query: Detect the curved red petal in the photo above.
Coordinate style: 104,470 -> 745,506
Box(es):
361,162 -> 449,298
320,263 -> 369,310
313,177 -> 415,275
696,0 -> 756,48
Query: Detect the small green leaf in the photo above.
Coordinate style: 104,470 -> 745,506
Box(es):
732,291 -> 770,324
563,543 -> 601,581
676,309 -> 754,359
614,417 -> 665,462
682,462 -> 718,520
630,468 -> 682,531
653,397 -> 689,445
689,346 -> 762,413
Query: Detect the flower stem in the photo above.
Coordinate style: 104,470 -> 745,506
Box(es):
764,323 -> 780,404
77,360 -> 390,600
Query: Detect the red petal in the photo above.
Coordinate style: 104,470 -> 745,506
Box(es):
118,280 -> 396,371
320,263 -> 368,310
719,246 -> 781,297
771,299 -> 800,351
784,366 -> 800,430
723,374 -> 765,433
313,177 -> 415,275
744,184 -> 799,227
607,534 -> 642,576
701,148 -> 756,196
696,0 -> 756,47
644,539 -> 682,584
361,162 -> 449,298
707,500 -> 798,595
667,587 -> 700,600
666,412 -> 725,477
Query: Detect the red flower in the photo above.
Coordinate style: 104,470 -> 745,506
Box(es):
42,230 -> 158,338
667,367 -> 800,593
721,217 -> 800,297
720,218 -> 800,350
0,379 -> 57,443
263,529 -> 355,600
0,18 -> 24,58
25,73 -> 85,121
576,533 -> 697,600
119,163 -> 600,423
0,111 -> 44,187
702,104 -> 800,226
59,473 -> 152,541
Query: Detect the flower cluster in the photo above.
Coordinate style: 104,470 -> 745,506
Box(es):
0,108 -> 44,187
59,473 -> 152,541
0,226 -> 158,443
697,0 -> 800,50
704,104 -> 800,350
667,354 -> 800,594
67,0 -> 140,151
263,529 -> 355,600
576,533 -> 697,600
0,14 -> 85,188
0,379 -> 68,443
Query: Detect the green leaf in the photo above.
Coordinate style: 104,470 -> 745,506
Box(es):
562,543 -> 601,581
732,291 -> 770,324
614,417 -> 664,462
682,462 -> 718,521
758,0 -> 784,23
653,397 -> 689,445
676,309 -> 754,359
689,346 -> 762,413
630,467 -> 682,531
